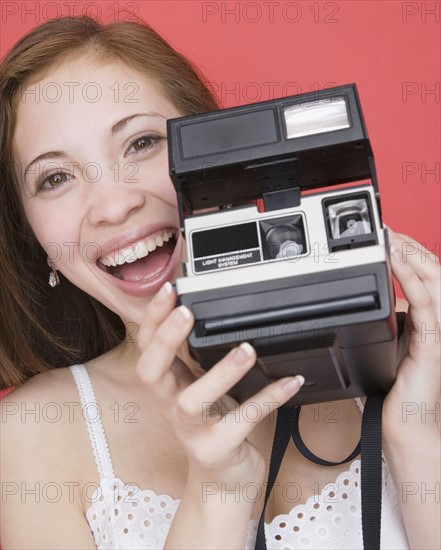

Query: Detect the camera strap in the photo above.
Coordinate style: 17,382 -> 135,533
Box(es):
290,404 -> 361,466
254,394 -> 384,550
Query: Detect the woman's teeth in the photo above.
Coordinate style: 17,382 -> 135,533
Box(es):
100,230 -> 174,268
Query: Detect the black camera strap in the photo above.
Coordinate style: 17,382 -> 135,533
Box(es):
360,395 -> 384,550
290,405 -> 361,466
254,394 -> 384,550
255,407 -> 297,550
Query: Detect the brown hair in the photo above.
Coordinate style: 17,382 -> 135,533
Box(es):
0,15 -> 220,389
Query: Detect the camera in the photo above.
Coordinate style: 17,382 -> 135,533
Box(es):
167,84 -> 399,406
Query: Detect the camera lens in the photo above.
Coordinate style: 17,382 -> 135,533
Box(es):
260,214 -> 306,261
266,225 -> 304,259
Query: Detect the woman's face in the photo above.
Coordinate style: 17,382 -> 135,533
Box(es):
14,54 -> 184,325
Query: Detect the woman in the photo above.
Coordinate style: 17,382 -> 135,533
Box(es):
0,15 -> 439,550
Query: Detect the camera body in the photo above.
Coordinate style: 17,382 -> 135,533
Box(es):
168,84 -> 398,406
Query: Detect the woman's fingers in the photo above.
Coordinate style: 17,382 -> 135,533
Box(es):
134,285 -> 305,474
388,229 -> 440,366
175,343 -> 257,422
225,375 -> 305,446
389,230 -> 439,292
135,281 -> 195,392
389,231 -> 440,327
389,230 -> 440,282
136,282 -> 177,348
174,341 -> 304,430
136,304 -> 194,387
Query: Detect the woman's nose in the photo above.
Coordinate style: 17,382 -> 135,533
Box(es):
86,168 -> 146,226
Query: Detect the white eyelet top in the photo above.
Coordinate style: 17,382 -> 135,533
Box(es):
70,364 -> 409,549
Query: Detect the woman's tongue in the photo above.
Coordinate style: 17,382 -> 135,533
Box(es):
117,246 -> 172,282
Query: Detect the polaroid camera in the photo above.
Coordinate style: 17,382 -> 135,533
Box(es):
167,84 -> 398,406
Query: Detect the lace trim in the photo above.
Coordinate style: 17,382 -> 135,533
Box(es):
86,477 -> 180,549
70,364 -> 115,480
355,397 -> 364,413
254,458 -> 399,549
85,461 -> 400,550
86,478 -> 275,549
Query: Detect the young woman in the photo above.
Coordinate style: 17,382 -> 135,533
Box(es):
0,15 -> 439,550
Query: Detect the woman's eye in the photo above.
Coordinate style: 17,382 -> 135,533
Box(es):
38,172 -> 72,191
126,135 -> 164,155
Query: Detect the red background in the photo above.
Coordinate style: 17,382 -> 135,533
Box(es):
0,1 -> 439,399
1,0 -> 439,247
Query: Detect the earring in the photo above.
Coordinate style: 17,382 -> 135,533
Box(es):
48,261 -> 60,288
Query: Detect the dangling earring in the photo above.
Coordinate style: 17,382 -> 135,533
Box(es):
48,260 -> 60,288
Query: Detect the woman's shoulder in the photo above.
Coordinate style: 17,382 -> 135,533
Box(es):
1,364 -> 80,414
0,365 -> 89,478
1,366 -> 102,546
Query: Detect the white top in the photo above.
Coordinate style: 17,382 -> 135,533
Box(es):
69,364 -> 409,549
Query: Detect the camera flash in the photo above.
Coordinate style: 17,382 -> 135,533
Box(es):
284,97 -> 350,139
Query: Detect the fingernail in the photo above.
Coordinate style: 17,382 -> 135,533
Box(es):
156,281 -> 173,304
231,342 -> 255,366
171,305 -> 192,327
282,375 -> 305,391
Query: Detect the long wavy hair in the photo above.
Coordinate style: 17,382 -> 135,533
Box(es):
0,15 -> 220,389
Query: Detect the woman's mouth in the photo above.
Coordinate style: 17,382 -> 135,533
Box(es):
97,228 -> 178,283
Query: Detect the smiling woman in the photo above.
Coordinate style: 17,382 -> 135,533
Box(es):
0,16 -> 219,388
0,12 -> 440,550
16,58 -> 185,312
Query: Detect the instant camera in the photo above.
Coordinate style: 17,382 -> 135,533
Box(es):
168,84 -> 399,406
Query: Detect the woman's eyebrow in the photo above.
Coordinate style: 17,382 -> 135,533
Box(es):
111,112 -> 166,135
24,151 -> 68,179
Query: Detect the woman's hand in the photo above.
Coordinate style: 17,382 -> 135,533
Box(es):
135,282 -> 305,548
381,230 -> 440,550
383,227 -> 440,444
135,281 -> 304,486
